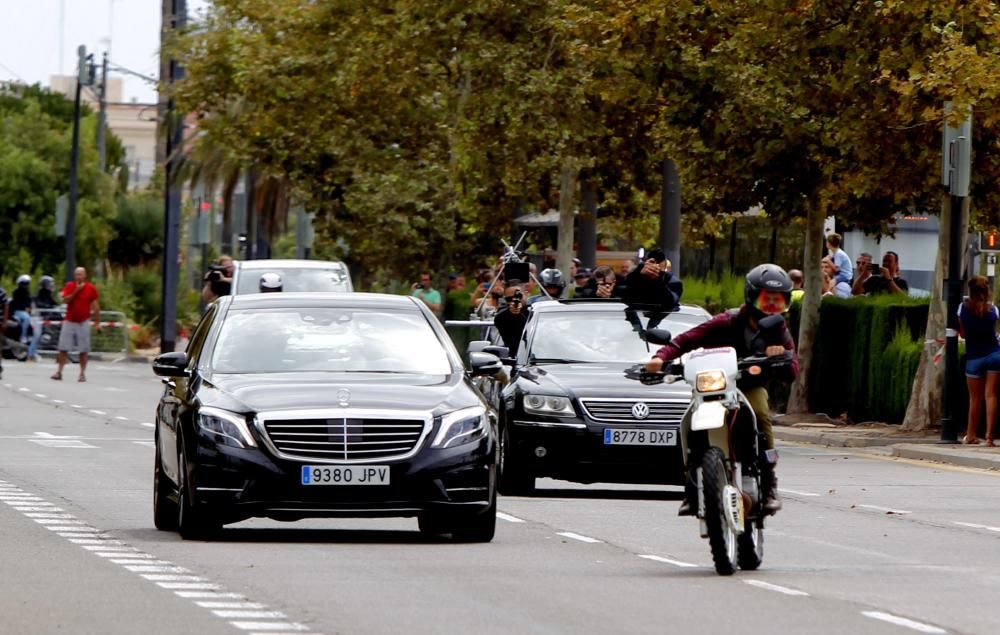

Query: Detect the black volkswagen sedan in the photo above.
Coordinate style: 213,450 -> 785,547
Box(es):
152,293 -> 502,540
496,301 -> 711,495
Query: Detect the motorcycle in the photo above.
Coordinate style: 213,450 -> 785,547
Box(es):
626,314 -> 790,576
2,318 -> 31,361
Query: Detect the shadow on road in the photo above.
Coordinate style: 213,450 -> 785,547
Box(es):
522,488 -> 684,501
127,526 -> 454,545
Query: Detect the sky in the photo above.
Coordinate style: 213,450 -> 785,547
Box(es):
0,0 -> 210,104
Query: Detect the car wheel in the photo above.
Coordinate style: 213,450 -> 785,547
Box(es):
177,439 -> 221,540
449,496 -> 497,543
153,435 -> 178,531
498,423 -> 535,496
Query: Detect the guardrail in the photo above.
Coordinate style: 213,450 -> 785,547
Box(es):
35,309 -> 130,356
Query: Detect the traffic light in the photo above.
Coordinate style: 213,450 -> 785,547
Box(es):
980,230 -> 1000,252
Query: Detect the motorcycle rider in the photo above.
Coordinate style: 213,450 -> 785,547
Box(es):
644,264 -> 799,516
28,276 -> 57,361
528,268 -> 566,305
11,275 -> 33,344
259,273 -> 283,293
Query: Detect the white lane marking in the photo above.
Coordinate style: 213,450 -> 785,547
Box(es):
230,623 -> 308,632
497,512 -> 525,523
24,512 -> 75,519
90,410 -> 107,416
70,404 -> 82,408
58,532 -> 105,539
113,559 -> 173,565
743,580 -> 810,596
115,416 -> 129,421
81,544 -> 132,551
133,441 -> 156,448
953,521 -> 1000,533
13,506 -> 62,512
2,383 -> 11,388
198,602 -> 267,610
638,554 -> 698,568
861,611 -> 946,634
126,565 -> 190,574
29,439 -> 98,449
778,488 -> 820,497
52,399 -> 65,404
18,387 -> 29,392
557,531 -> 603,544
157,582 -> 222,590
141,574 -> 205,582
141,422 -> 155,428
34,393 -> 47,399
45,525 -> 100,532
176,592 -> 246,599
214,611 -> 287,620
856,504 -> 912,515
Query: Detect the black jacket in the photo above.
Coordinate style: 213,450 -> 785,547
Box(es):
493,306 -> 530,356
623,269 -> 683,311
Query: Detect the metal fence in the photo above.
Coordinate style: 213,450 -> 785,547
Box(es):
35,309 -> 130,356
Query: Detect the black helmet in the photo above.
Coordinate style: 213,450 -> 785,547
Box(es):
539,268 -> 566,294
745,264 -> 792,317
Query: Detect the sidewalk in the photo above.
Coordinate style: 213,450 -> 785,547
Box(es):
773,417 -> 1000,472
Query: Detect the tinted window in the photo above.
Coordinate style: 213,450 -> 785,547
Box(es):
236,267 -> 351,294
186,306 -> 216,364
528,311 -> 706,363
211,308 -> 451,374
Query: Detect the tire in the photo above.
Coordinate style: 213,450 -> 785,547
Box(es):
177,440 -> 220,540
701,447 -> 737,576
737,519 -> 764,571
498,424 -> 535,496
418,490 -> 497,543
153,436 -> 178,531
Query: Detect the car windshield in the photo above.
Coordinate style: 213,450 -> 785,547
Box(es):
236,267 -> 350,294
528,310 -> 707,363
211,308 -> 452,374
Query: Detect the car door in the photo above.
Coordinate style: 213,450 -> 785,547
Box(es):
159,306 -> 216,484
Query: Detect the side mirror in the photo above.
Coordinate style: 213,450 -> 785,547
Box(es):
757,314 -> 786,334
467,340 -> 491,355
152,351 -> 189,377
469,352 -> 503,377
643,328 -> 672,346
483,345 -> 509,359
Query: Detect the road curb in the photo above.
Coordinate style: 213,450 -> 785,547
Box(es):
773,426 -> 935,448
890,443 -> 1000,471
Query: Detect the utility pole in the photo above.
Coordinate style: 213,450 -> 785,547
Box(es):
65,45 -> 93,283
939,102 -> 972,444
160,0 -> 186,353
97,52 -> 108,172
661,159 -> 681,275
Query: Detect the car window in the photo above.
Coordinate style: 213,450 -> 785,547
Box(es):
186,306 -> 216,364
211,307 -> 452,374
527,310 -> 706,363
236,267 -> 350,294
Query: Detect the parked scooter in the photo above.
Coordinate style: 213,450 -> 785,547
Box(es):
626,314 -> 791,576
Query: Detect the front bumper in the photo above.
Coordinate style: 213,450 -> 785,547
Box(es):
188,430 -> 495,524
508,416 -> 685,485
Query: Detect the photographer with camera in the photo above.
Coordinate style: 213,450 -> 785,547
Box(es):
623,248 -> 683,311
493,280 -> 531,356
201,255 -> 235,303
411,272 -> 443,318
861,251 -> 908,296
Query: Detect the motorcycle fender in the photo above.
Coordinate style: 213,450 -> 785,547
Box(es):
690,401 -> 727,431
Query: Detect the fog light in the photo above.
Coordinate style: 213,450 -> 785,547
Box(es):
534,446 -> 547,458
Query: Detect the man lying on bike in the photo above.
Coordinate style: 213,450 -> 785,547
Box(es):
645,264 -> 799,516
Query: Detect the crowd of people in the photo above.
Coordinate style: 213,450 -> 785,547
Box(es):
784,233 -> 911,301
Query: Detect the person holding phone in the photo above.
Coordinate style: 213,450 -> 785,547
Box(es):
862,251 -> 908,295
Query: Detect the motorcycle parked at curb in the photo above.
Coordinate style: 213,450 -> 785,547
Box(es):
626,314 -> 791,576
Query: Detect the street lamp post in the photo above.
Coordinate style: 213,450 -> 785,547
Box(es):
65,45 -> 93,283
160,0 -> 186,353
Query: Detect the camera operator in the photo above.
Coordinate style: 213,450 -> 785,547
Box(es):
623,248 -> 683,310
201,255 -> 235,303
493,280 -> 531,356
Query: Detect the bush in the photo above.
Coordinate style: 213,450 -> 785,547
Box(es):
681,274 -> 744,314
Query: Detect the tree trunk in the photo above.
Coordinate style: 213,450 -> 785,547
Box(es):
787,198 -> 826,414
901,196 -> 968,431
556,159 -> 578,279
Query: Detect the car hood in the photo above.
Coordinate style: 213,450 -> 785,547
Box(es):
198,371 -> 479,415
518,362 -> 691,400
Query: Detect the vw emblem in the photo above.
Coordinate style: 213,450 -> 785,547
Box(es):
631,402 -> 650,420
337,389 -> 351,407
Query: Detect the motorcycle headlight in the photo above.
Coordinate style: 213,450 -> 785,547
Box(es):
433,406 -> 489,449
197,407 -> 257,448
696,370 -> 727,393
523,394 -> 576,417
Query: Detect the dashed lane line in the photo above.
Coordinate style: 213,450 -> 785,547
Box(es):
115,416 -> 129,421
496,512 -> 525,523
90,409 -> 107,416
637,554 -> 698,568
34,393 -> 47,399
861,611 -> 946,634
856,504 -> 912,515
743,580 -> 810,597
778,488 -> 820,497
556,531 -> 603,544
52,399 -> 65,404
141,422 -> 155,428
0,479 -> 314,634
953,521 -> 1000,533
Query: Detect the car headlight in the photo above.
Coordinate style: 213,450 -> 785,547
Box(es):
523,394 -> 576,417
433,406 -> 489,449
197,407 -> 257,448
696,370 -> 727,392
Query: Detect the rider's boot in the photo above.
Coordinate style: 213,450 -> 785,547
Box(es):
677,474 -> 697,516
762,456 -> 782,515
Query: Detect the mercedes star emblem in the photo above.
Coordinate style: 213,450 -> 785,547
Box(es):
631,402 -> 650,420
337,389 -> 351,407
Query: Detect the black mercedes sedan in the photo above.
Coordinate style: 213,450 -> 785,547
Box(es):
151,292 -> 502,541
495,300 -> 711,495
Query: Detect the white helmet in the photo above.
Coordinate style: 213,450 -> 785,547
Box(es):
16,274 -> 30,286
259,273 -> 283,293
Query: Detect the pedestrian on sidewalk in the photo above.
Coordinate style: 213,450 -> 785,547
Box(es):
959,276 -> 1000,446
52,267 -> 101,383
